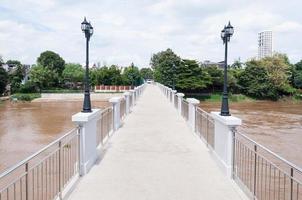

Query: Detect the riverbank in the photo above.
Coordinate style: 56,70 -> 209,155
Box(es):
0,96 -> 9,101
186,93 -> 302,103
186,93 -> 254,102
34,92 -> 122,102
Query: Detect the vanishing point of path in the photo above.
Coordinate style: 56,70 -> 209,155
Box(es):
68,85 -> 247,200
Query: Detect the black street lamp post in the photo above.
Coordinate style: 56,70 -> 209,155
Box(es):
81,17 -> 94,113
220,21 -> 234,116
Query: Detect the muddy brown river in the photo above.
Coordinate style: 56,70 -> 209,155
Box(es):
0,100 -> 109,173
0,99 -> 301,174
199,100 -> 302,168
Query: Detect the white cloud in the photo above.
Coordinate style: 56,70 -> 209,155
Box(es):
0,0 -> 302,67
273,21 -> 302,33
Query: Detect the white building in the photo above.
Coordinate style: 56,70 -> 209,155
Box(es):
258,31 -> 273,59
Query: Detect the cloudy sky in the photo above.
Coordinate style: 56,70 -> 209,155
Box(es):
0,0 -> 302,67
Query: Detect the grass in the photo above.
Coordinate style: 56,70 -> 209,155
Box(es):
11,93 -> 41,101
186,93 -> 254,102
41,89 -> 83,93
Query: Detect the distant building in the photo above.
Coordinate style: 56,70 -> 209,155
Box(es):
2,63 -> 31,84
199,60 -> 225,68
21,65 -> 31,84
2,64 -> 13,72
258,31 -> 273,59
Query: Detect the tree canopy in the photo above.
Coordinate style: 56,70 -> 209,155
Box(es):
62,63 -> 84,85
176,59 -> 211,91
151,48 -> 181,88
37,51 -> 65,75
122,64 -> 142,86
140,68 -> 154,80
0,67 -> 8,95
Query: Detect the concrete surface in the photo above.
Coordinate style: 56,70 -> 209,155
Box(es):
67,84 -> 247,200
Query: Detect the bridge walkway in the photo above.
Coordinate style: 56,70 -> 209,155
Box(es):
68,84 -> 247,200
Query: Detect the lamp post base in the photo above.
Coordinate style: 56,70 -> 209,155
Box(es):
82,92 -> 92,113
220,93 -> 230,116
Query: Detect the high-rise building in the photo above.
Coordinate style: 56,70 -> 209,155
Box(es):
258,31 -> 273,59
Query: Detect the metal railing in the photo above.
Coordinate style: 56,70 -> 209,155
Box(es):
120,98 -> 126,120
174,95 -> 178,109
233,131 -> 302,200
97,107 -> 113,146
181,100 -> 189,121
195,108 -> 215,148
0,128 -> 80,200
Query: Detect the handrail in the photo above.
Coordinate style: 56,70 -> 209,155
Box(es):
237,131 -> 302,174
0,127 -> 78,179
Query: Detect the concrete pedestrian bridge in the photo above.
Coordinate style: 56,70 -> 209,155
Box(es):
68,84 -> 246,200
1,83 -> 301,200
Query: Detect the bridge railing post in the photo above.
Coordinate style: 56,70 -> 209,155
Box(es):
123,92 -> 130,115
72,109 -> 101,175
129,89 -> 135,109
210,112 -> 242,178
172,90 -> 177,105
168,88 -> 172,103
186,98 -> 200,131
166,86 -> 169,98
176,93 -> 184,115
109,97 -> 122,131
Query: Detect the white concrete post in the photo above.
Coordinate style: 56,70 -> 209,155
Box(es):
210,112 -> 242,178
134,87 -> 138,102
186,98 -> 200,131
166,87 -> 169,98
168,88 -> 172,102
176,93 -> 184,115
123,92 -> 130,115
109,97 -> 122,131
129,90 -> 135,108
72,109 -> 101,175
172,90 -> 177,105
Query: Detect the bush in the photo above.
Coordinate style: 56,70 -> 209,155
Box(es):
19,81 -> 38,93
11,93 -> 41,101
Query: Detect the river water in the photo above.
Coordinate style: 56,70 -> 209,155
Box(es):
199,100 -> 302,167
1,99 -> 301,174
0,100 -> 109,173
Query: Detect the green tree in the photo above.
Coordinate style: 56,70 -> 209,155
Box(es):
108,65 -> 123,85
0,67 -> 8,95
0,55 -> 4,66
6,60 -> 24,93
292,60 -> 302,88
62,63 -> 84,85
293,70 -> 302,88
176,59 -> 211,91
230,59 -> 243,69
29,65 -> 58,91
295,60 -> 302,71
204,66 -> 223,92
238,54 -> 294,100
140,68 -> 154,80
90,65 -> 123,86
37,51 -> 65,75
36,51 -> 65,87
150,48 -> 181,87
238,62 -> 277,99
261,54 -> 292,91
122,64 -> 142,86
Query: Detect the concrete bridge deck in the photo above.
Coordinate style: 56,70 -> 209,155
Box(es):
68,84 -> 247,200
